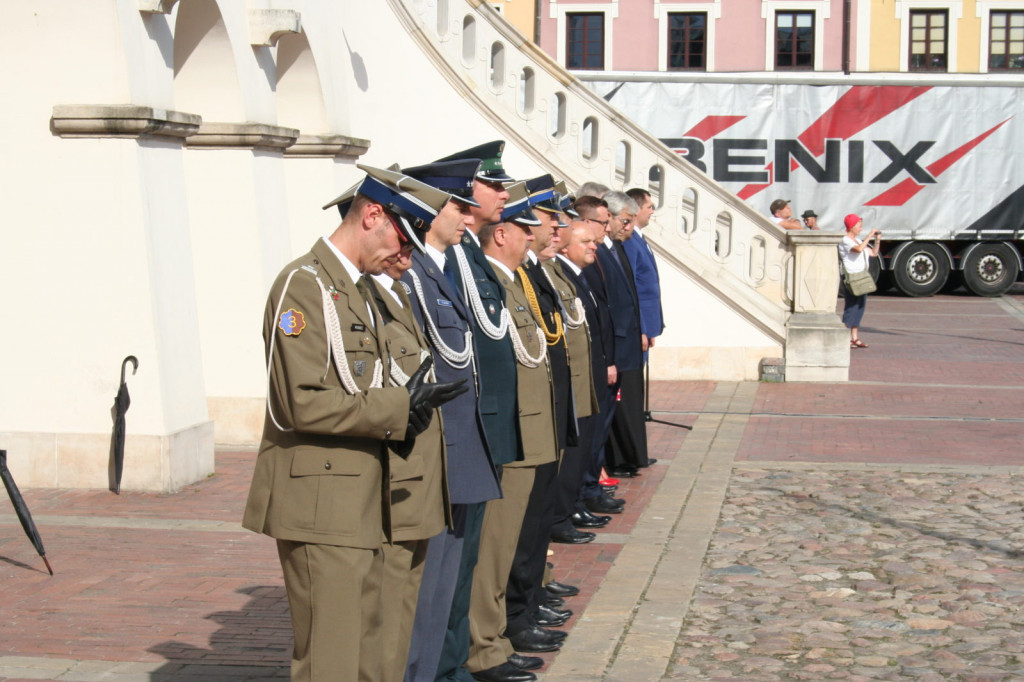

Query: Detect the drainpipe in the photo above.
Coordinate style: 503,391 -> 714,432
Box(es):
534,0 -> 542,44
842,0 -> 852,74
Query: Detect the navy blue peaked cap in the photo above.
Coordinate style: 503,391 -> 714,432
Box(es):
402,159 -> 482,207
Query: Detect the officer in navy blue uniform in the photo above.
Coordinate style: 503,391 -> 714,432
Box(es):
400,159 -> 504,682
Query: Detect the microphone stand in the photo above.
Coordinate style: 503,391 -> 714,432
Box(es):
643,360 -> 692,430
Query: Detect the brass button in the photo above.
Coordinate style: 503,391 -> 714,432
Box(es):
324,461 -> 332,470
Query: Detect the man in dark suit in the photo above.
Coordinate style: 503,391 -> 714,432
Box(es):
242,166 -> 466,682
550,219 -> 609,542
601,191 -> 650,477
399,159 -> 505,682
575,196 -> 631,516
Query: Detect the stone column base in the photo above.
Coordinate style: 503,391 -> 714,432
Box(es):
784,312 -> 850,382
1,421 -> 215,492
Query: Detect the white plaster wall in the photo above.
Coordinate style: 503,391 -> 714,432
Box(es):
1,0 -> 787,481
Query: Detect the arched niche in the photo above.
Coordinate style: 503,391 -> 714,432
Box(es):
276,31 -> 328,133
173,0 -> 244,122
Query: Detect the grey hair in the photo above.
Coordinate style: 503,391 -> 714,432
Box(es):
577,181 -> 610,199
604,191 -> 638,216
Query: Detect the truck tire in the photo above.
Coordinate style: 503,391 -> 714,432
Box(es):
962,242 -> 1019,297
892,242 -> 949,297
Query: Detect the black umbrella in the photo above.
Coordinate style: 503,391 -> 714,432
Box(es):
111,355 -> 138,495
0,449 -> 53,575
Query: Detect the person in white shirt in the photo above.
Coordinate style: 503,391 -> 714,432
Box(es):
839,213 -> 881,348
770,198 -> 804,230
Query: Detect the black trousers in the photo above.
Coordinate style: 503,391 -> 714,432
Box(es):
552,414 -> 596,530
581,382 -> 618,501
606,368 -> 649,469
504,460 -> 559,636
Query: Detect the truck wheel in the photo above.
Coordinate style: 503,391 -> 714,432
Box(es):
892,243 -> 949,297
962,243 -> 1019,297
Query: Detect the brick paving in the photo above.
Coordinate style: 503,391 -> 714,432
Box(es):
3,291 -> 1024,680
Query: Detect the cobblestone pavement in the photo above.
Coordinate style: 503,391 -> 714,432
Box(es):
3,290 -> 1024,681
670,467 -> 1024,681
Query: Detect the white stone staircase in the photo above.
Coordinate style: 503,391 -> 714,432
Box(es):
388,0 -> 849,380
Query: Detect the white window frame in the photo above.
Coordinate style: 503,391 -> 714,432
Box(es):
654,1 -> 721,72
976,2 -> 1024,73
856,0 -> 871,71
896,0 -> 962,72
550,1 -> 619,70
761,1 -> 830,71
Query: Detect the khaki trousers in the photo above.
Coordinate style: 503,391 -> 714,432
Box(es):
277,540 -> 383,682
466,466 -> 536,672
380,539 -> 429,682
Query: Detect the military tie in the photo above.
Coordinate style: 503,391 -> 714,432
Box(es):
442,257 -> 458,291
354,275 -> 377,330
391,279 -> 410,309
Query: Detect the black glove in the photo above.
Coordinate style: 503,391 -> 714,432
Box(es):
404,357 -> 469,439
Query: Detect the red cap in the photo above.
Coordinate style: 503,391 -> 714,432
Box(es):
843,214 -> 862,231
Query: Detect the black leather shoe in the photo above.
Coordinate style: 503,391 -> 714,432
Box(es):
602,490 -> 626,505
544,580 -> 580,597
585,495 -> 625,514
570,510 -> 608,529
471,661 -> 537,682
508,653 -> 544,671
535,603 -> 572,626
550,526 -> 596,544
543,592 -> 565,608
508,625 -> 566,652
609,467 -> 640,477
639,458 -> 658,467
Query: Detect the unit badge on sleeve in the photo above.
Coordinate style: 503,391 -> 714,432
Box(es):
279,309 -> 306,336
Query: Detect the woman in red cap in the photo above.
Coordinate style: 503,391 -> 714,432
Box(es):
839,214 -> 881,348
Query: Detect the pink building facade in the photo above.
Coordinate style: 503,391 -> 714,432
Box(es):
539,0 -> 854,73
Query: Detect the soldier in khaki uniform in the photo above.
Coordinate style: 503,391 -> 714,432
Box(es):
467,184 -> 559,682
369,242 -> 452,682
242,166 -> 466,682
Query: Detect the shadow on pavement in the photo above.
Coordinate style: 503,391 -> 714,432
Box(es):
147,585 -> 291,680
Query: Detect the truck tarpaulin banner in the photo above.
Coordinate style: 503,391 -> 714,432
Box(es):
592,81 -> 1024,240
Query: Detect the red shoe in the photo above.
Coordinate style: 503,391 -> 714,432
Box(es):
599,477 -> 620,487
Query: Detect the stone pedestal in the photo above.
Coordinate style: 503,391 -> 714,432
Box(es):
784,232 -> 850,381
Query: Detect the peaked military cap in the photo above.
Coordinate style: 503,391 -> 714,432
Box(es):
553,180 -> 579,219
435,140 -> 514,183
322,164 -> 450,254
525,175 -> 568,227
525,174 -> 558,212
500,181 -> 541,226
402,159 -> 482,207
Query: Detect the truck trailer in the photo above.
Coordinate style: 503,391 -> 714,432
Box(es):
589,78 -> 1024,297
